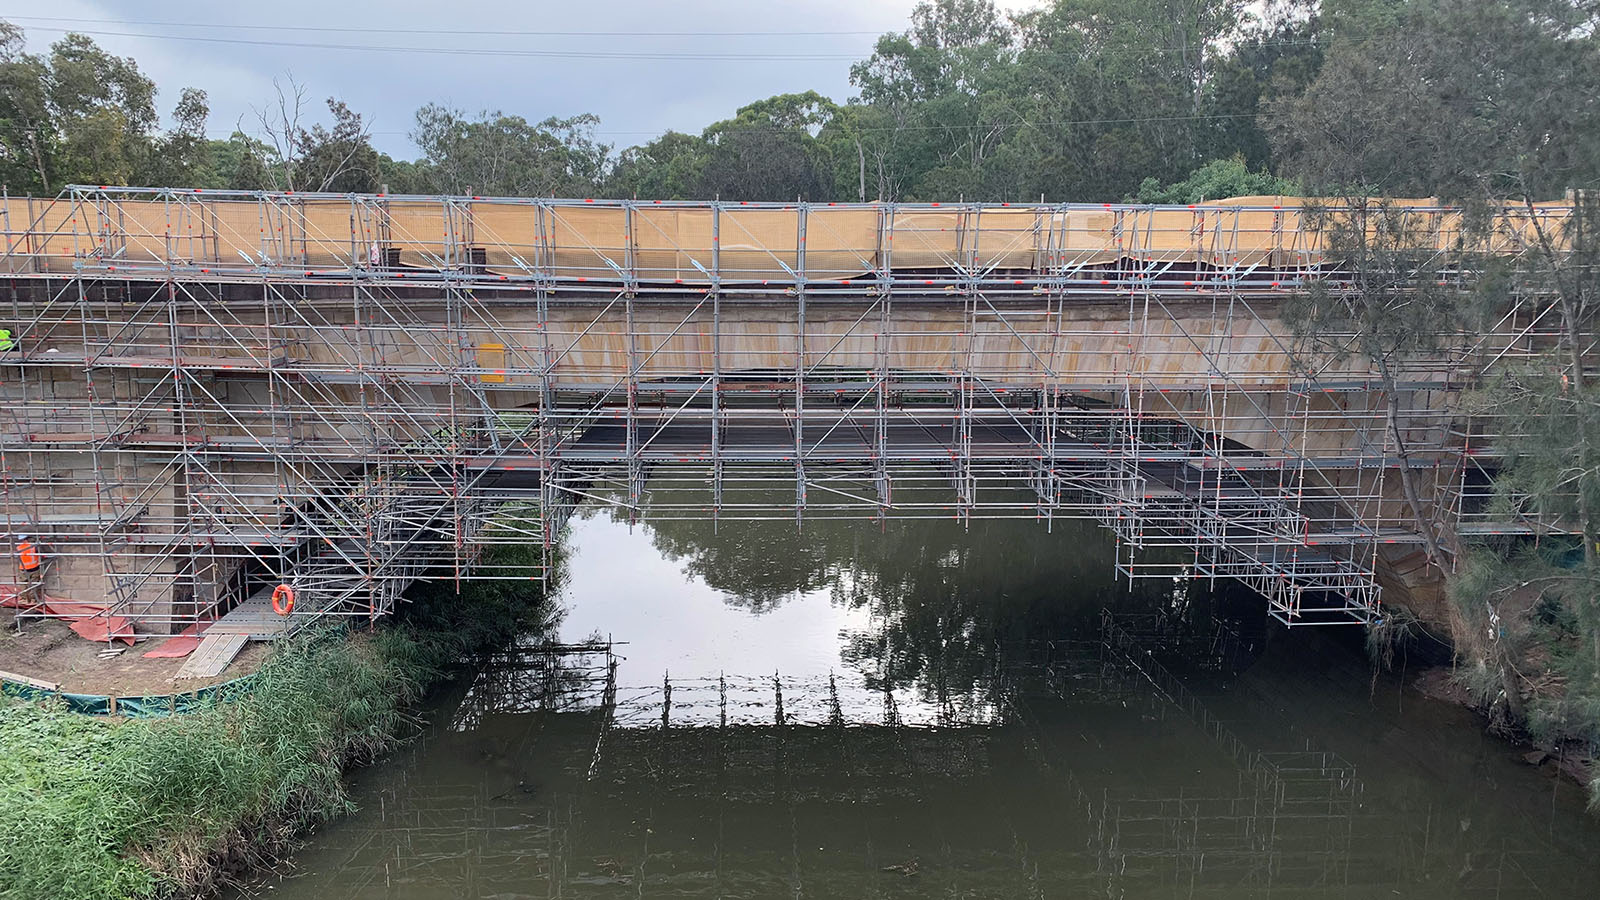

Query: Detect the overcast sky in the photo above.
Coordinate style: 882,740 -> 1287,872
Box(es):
2,1 -> 1038,158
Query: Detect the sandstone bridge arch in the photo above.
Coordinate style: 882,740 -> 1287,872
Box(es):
0,188 -> 1572,636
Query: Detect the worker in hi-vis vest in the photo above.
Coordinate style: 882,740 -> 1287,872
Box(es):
0,329 -> 14,352
16,537 -> 42,605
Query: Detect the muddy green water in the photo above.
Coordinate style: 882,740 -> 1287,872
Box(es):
241,511 -> 1600,899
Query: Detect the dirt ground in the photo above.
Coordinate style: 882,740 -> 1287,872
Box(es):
1410,662 -> 1596,786
1408,664 -> 1475,706
0,608 -> 269,697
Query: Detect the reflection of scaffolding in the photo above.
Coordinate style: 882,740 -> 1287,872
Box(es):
319,623 -> 1362,896
1094,612 -> 1359,892
294,622 -> 1588,898
1091,754 -> 1358,893
449,639 -> 617,732
0,188 -> 1575,631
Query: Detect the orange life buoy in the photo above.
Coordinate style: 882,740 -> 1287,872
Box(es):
271,583 -> 295,616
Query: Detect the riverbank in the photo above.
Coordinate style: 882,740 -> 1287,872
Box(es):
1409,659 -> 1600,796
1373,586 -> 1600,806
0,549 -> 559,900
0,609 -> 272,697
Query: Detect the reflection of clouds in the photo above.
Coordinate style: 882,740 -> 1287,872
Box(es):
256,520 -> 1600,900
446,645 -> 1125,733
557,513 -> 876,679
445,616 -> 1262,736
561,502 -> 1193,716
604,673 -> 1004,729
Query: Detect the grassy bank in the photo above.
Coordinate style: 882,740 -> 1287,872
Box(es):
0,547 -> 558,900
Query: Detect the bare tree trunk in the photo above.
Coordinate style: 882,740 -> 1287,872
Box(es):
1522,196 -> 1597,564
1516,193 -> 1600,690
1497,650 -> 1527,723
856,138 -> 866,204
26,131 -> 47,193
1379,356 -> 1447,567
1561,302 -> 1596,564
1555,268 -> 1600,672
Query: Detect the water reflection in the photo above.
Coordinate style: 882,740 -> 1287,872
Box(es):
639,506 -> 1197,702
242,506 -> 1600,899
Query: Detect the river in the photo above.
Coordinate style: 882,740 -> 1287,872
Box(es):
238,506 -> 1600,899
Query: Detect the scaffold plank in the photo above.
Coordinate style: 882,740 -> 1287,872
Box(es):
207,591 -> 293,638
175,633 -> 248,679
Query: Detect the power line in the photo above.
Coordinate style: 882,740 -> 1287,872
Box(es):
593,112 -> 1261,137
0,13 -> 1284,148
10,26 -> 867,61
0,14 -> 887,38
2,14 -> 1335,60
12,112 -> 1261,139
3,112 -> 1262,140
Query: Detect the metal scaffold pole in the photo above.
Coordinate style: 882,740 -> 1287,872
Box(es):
0,187 -> 1576,634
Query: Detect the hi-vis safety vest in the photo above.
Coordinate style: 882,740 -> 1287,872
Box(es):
18,541 -> 40,571
0,330 -> 13,352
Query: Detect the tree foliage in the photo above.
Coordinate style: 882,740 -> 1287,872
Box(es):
410,106 -> 610,197
606,130 -> 707,200
1260,0 -> 1600,796
698,92 -> 837,201
1268,0 -> 1600,200
0,23 -> 210,192
1135,156 -> 1298,203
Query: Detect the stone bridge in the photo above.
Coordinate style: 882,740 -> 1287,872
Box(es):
0,188 -> 1571,635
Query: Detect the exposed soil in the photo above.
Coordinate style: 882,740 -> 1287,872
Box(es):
0,608 -> 268,697
1409,662 -> 1596,788
1409,664 -> 1474,707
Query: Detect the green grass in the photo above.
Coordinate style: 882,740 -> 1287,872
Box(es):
0,545 -> 558,900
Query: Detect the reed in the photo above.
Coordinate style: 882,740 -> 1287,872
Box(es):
0,545 -> 558,899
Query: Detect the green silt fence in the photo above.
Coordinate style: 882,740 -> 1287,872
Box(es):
0,674 -> 257,717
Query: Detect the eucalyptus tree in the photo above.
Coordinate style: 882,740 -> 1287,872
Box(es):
605,130 -> 707,200
0,21 -> 209,192
848,0 -> 1017,200
243,77 -> 383,193
1134,156 -> 1297,203
697,91 -> 838,201
410,105 -> 610,197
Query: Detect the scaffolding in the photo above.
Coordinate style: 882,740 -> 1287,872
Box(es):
0,187 -> 1576,633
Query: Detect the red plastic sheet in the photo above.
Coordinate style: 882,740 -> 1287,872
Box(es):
142,620 -> 212,659
0,585 -> 136,645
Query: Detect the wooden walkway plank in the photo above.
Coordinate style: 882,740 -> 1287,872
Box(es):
206,590 -> 293,638
0,668 -> 59,691
176,633 -> 249,680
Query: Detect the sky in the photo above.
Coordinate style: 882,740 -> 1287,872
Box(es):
2,0 -> 1038,158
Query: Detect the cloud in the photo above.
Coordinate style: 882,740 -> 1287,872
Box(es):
2,0 -> 1043,157
10,0 -> 278,135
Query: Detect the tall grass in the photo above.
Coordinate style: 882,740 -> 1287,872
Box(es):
0,545 -> 559,899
